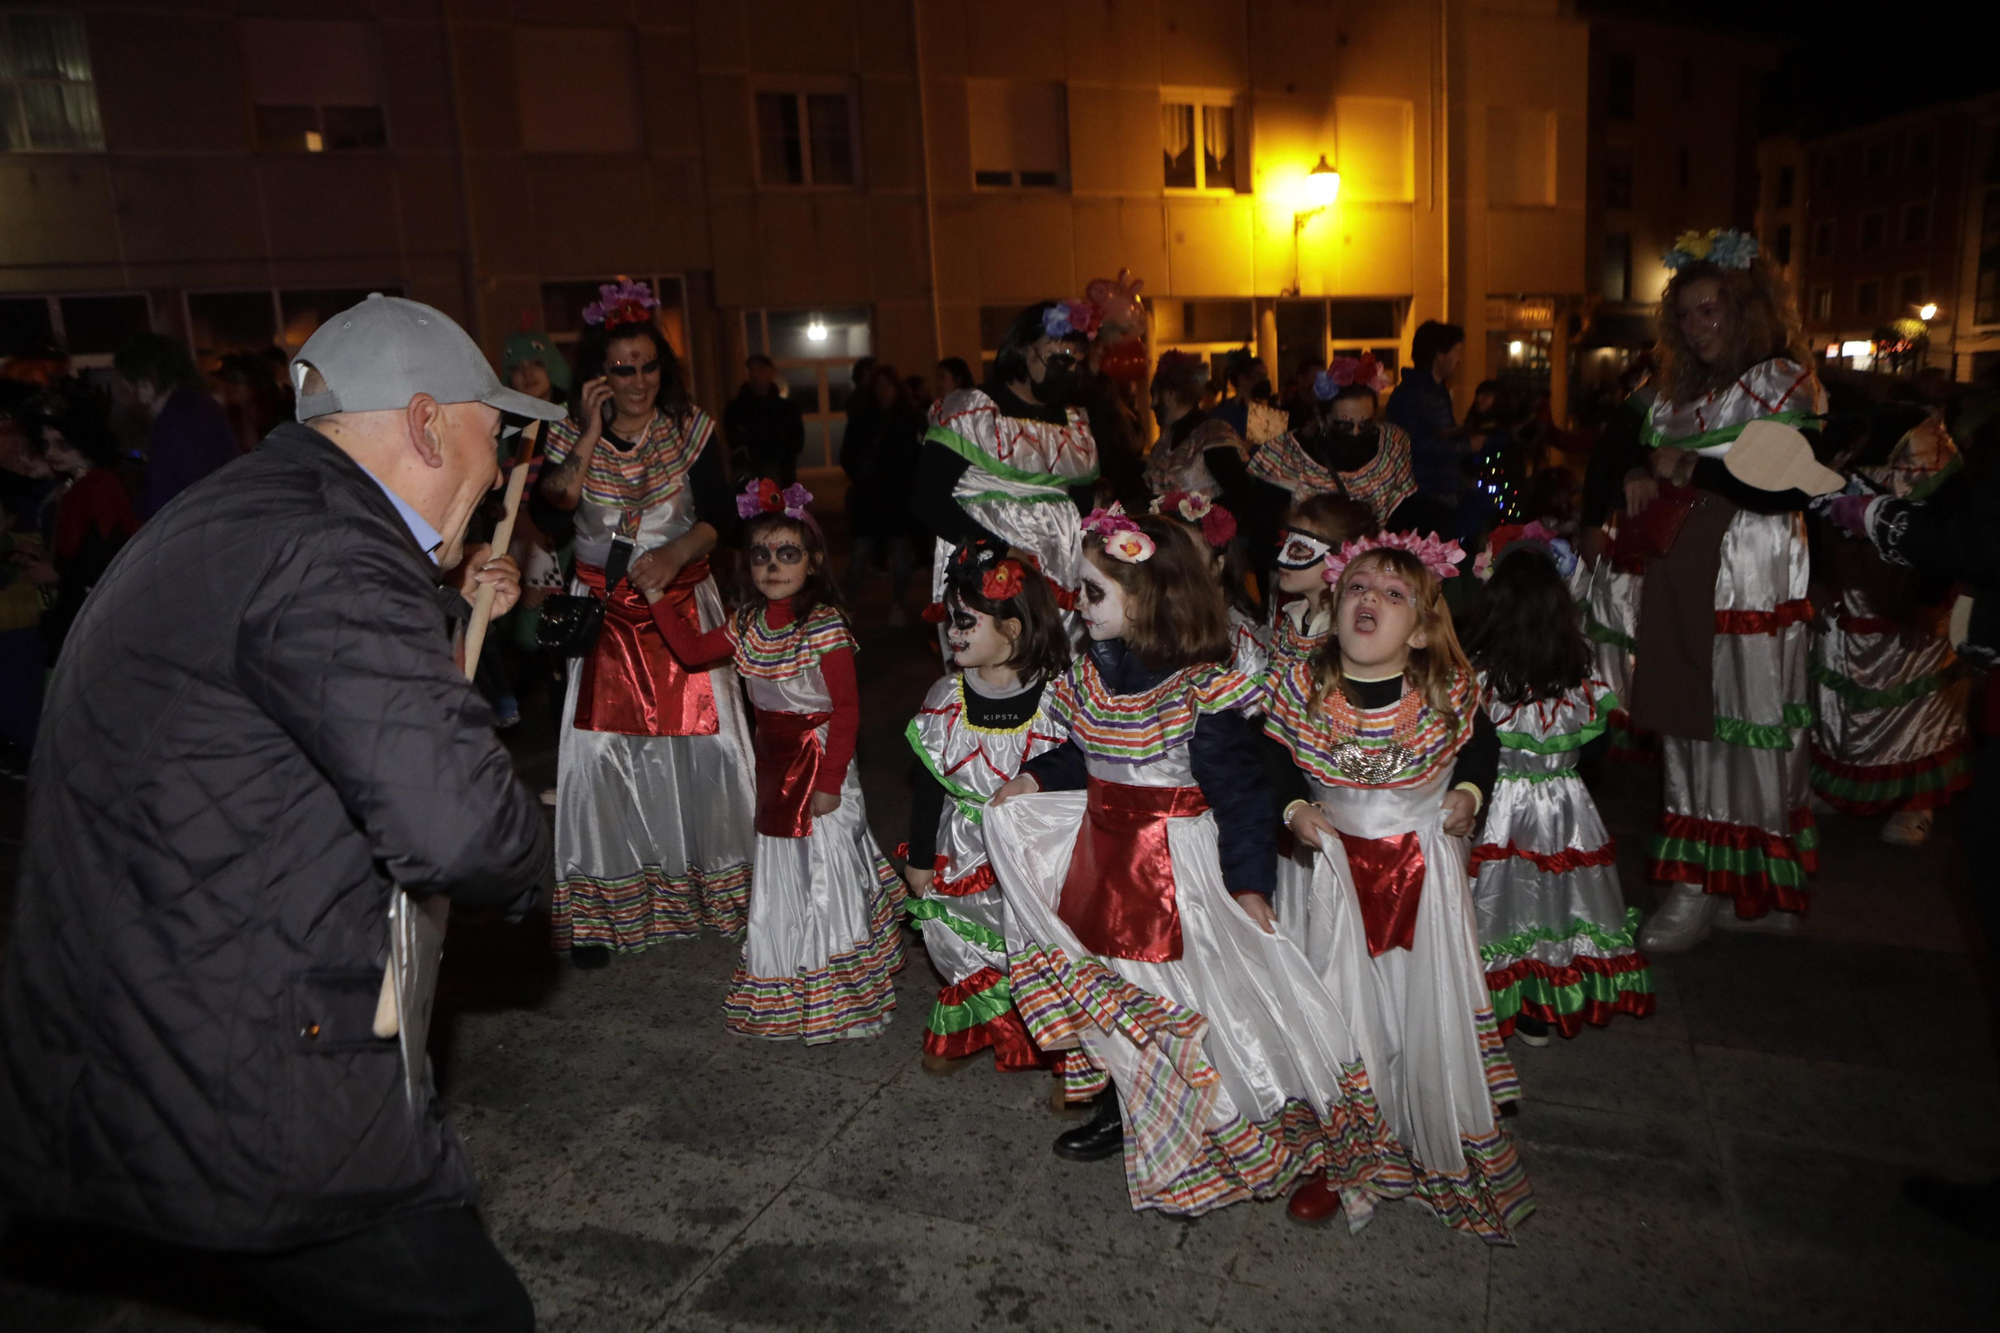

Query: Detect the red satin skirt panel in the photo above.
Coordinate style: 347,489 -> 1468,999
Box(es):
1337,828 -> 1426,956
573,558 -> 720,737
1057,778 -> 1209,964
753,709 -> 832,838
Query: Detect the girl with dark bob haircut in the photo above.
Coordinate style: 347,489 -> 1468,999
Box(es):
1083,514 -> 1231,671
1463,545 -> 1594,707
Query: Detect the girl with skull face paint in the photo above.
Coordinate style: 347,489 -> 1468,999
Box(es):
913,302 -> 1101,626
901,539 -> 1073,1074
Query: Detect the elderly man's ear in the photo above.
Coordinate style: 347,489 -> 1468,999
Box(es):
404,394 -> 447,469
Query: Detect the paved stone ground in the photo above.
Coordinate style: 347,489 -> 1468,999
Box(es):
4,579 -> 1998,1330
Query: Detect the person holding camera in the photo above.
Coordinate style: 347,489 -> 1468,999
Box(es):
537,281 -> 755,968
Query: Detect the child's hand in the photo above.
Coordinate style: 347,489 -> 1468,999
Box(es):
988,775 -> 1039,807
810,790 -> 842,817
1286,801 -> 1337,852
1234,892 -> 1278,935
903,865 -> 934,898
1440,788 -> 1477,837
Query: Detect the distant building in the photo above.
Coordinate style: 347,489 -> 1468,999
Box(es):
0,1 -> 1592,461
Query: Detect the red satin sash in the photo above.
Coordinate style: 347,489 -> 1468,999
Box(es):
753,709 -> 832,838
573,558 -> 720,737
1058,778 -> 1208,963
1337,829 -> 1425,956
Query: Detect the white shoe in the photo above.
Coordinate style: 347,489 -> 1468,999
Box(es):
1638,882 -> 1717,953
1712,905 -> 1803,935
1881,808 -> 1932,847
539,787 -> 558,807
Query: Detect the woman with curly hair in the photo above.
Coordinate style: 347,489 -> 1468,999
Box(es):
539,281 -> 756,967
1626,233 -> 1839,952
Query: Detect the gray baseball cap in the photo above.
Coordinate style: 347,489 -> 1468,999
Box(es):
291,293 -> 567,423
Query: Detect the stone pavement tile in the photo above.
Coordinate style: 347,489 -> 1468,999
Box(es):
1837,947 -> 1996,1080
1505,1099 -> 1721,1174
638,1045 -> 886,1170
1505,1021 -> 1706,1119
879,1049 -> 1071,1118
1695,1045 -> 2000,1172
1669,937 -> 1892,1066
1802,811 -> 1966,954
666,1184 -> 1231,1333
1725,1133 -> 1998,1328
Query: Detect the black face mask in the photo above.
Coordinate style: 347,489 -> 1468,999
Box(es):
1036,358 -> 1081,407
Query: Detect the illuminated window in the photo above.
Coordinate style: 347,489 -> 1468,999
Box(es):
969,81 -> 1067,190
741,307 -> 872,470
0,9 -> 103,150
243,19 -> 388,152
539,276 -> 689,364
184,286 -> 403,358
1901,201 -> 1931,244
1161,98 -> 1240,191
755,90 -> 857,187
1858,210 -> 1884,250
1811,287 -> 1832,320
1855,278 -> 1881,318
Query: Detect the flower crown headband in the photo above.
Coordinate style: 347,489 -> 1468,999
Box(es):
582,278 -> 660,329
947,538 -> 1032,603
1313,351 -> 1390,401
1081,503 -> 1155,564
1149,489 -> 1237,550
737,477 -> 816,527
1471,522 -> 1577,581
1662,229 -> 1759,272
1041,298 -> 1102,343
1321,530 -> 1466,586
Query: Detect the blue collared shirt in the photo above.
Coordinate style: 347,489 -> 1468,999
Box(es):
363,472 -> 443,565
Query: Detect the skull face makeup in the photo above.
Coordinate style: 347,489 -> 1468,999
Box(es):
1275,528 -> 1336,571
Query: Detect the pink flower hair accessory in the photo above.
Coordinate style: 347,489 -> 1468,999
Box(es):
1081,503 -> 1140,538
1042,299 -> 1102,342
736,477 -> 816,522
1103,529 -> 1156,564
582,278 -> 661,329
1321,530 -> 1467,586
1150,489 -> 1238,549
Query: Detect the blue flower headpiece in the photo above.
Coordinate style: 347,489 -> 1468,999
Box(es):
1662,229 -> 1759,272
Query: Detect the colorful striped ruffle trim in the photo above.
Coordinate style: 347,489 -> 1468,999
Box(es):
923,966 -> 1048,1071
1264,659 -> 1479,791
1487,952 -> 1655,1039
551,860 -> 753,949
1809,739 -> 1972,814
729,603 -> 855,680
1048,659 -> 1261,763
1470,840 -> 1617,874
1715,598 -> 1812,636
1648,805 -> 1816,916
1810,658 -> 1964,712
722,858 -> 905,1043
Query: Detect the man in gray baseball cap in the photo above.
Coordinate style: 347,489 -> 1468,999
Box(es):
0,295 -> 557,1330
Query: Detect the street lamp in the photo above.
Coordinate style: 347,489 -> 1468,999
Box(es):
1919,302 -> 1938,322
1289,156 -> 1342,295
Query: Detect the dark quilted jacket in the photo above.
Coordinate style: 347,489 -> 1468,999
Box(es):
0,423 -> 550,1250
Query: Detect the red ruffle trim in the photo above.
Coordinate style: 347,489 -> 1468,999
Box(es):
1648,805 -> 1816,916
1714,598 -> 1813,636
924,967 -> 1050,1071
1808,739 -> 1972,813
1470,840 -> 1618,874
1487,954 -> 1657,1039
930,856 -> 998,898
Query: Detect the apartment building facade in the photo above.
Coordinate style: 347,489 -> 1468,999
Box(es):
0,0 -> 1591,464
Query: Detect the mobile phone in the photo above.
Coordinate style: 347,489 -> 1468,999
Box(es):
600,390 -> 617,427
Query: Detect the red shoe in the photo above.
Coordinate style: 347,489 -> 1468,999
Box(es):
1287,1173 -> 1342,1225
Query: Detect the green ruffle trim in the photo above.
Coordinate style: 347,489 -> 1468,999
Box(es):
1495,691 -> 1620,754
928,973 -> 1016,1035
904,718 -> 988,825
1490,959 -> 1654,1022
1583,616 -> 1635,651
906,894 -> 1008,953
1810,659 -> 1962,711
1810,749 -> 1973,803
1640,409 -> 1823,453
1496,768 -> 1582,784
1711,702 -> 1814,750
1647,832 -> 1810,888
927,424 -> 1100,490
1478,907 -> 1645,966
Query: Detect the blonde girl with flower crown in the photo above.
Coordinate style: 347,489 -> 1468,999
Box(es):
643,481 -> 903,1042
1263,533 -> 1533,1244
984,510 -> 1403,1223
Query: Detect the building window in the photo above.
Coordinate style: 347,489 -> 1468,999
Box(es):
1855,278 -> 1881,318
1811,286 -> 1833,320
755,90 -> 857,187
1606,53 -> 1634,121
1604,147 -> 1633,210
1772,223 -> 1793,268
1600,233 -> 1632,303
0,9 -> 104,150
1775,164 -> 1795,208
0,292 -> 148,363
1901,200 -> 1931,244
1865,140 -> 1891,179
1676,147 -> 1690,190
1909,128 -> 1936,169
1859,210 -> 1884,250
1898,273 -> 1926,310
242,19 -> 388,152
539,275 -> 688,362
517,28 -> 641,154
1812,219 -> 1837,258
1816,152 -> 1838,192
185,286 -> 402,358
741,307 -> 871,470
969,81 -> 1067,189
1161,99 -> 1240,191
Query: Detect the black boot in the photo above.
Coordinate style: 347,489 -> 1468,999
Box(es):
1053,1089 -> 1123,1162
571,945 -> 611,971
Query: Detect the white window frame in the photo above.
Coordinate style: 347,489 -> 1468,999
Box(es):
750,80 -> 861,191
1161,89 -> 1248,194
740,306 -> 874,471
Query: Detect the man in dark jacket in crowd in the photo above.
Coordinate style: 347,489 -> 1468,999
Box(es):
0,295 -> 562,1330
1388,319 -> 1467,515
723,353 -> 806,483
116,332 -> 242,518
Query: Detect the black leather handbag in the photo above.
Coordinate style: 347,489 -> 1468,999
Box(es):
536,593 -> 605,657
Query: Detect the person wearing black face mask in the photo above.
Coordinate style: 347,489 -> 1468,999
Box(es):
1141,351 -> 1289,589
913,300 -> 1102,620
1249,374 -> 1454,541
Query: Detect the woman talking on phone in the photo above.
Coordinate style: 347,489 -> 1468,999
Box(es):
540,280 -> 756,968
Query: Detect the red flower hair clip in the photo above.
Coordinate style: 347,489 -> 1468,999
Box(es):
981,559 -> 1027,602
1151,490 -> 1238,550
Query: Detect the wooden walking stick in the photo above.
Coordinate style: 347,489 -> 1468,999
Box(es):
373,421 -> 546,1110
